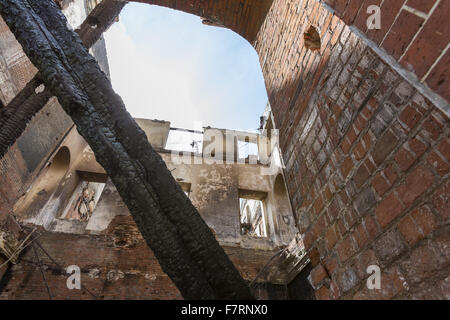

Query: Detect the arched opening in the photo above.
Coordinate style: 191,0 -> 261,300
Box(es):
304,25 -> 321,51
14,146 -> 71,218
103,3 -> 269,139
126,0 -> 274,44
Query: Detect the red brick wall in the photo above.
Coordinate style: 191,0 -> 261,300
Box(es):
0,16 -> 72,223
0,145 -> 29,221
322,0 -> 449,103
0,216 -> 278,300
0,16 -> 37,105
254,0 -> 449,299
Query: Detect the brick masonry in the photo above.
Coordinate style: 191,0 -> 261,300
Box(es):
322,0 -> 450,103
136,0 -> 274,44
0,215 -> 278,300
0,14 -> 42,212
0,16 -> 37,105
254,0 -> 449,299
0,0 -> 448,299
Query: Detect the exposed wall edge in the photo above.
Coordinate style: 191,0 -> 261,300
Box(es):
350,26 -> 449,117
318,1 -> 449,117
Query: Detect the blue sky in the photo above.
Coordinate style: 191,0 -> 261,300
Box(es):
104,3 -> 268,132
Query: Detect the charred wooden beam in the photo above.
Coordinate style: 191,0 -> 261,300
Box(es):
0,0 -> 125,159
0,78 -> 52,157
75,0 -> 126,49
0,0 -> 254,299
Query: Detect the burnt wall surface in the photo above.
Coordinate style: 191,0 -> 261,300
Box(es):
0,0 -> 449,300
0,99 -> 73,217
0,1 -> 110,221
0,123 -> 298,299
255,0 -> 449,299
0,16 -> 36,106
14,123 -> 297,251
0,215 -> 278,300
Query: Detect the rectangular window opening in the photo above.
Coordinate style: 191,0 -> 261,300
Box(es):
237,136 -> 258,161
166,129 -> 203,153
238,189 -> 267,238
60,171 -> 107,222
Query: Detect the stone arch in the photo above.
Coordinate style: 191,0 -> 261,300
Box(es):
130,0 -> 274,44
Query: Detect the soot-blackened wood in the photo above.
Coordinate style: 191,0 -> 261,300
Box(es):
76,0 -> 126,49
0,77 -> 52,157
0,0 -> 254,299
0,0 -> 125,159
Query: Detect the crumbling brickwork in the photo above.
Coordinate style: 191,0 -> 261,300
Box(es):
0,0 -> 116,220
0,215 -> 278,300
254,0 -> 449,299
0,0 -> 448,299
322,0 -> 449,102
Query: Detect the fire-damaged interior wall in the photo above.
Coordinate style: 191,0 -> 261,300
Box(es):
0,224 -> 282,299
0,118 -> 305,299
0,0 -> 111,219
0,0 -> 448,300
255,0 -> 449,299
0,0 -> 120,281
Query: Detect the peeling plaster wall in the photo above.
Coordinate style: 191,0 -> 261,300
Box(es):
16,123 -> 298,251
